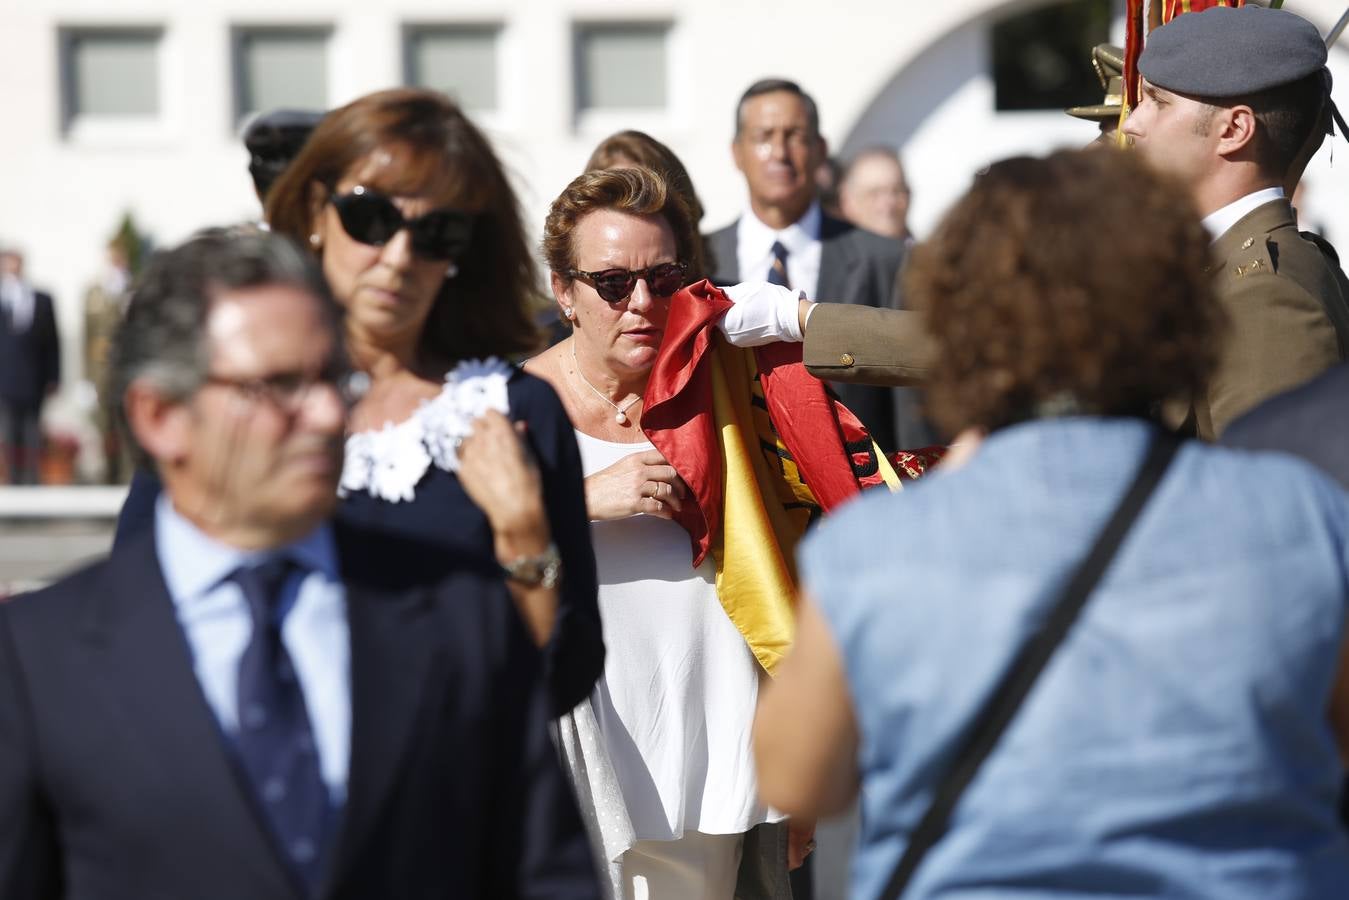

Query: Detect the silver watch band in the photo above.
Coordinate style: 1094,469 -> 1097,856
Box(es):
502,542 -> 562,589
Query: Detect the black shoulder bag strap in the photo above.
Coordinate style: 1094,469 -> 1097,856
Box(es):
878,429 -> 1181,900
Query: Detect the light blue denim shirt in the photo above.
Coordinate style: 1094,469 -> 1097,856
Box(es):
801,418 -> 1349,899
155,495 -> 351,805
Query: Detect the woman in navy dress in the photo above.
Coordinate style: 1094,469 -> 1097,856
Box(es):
116,89 -> 601,715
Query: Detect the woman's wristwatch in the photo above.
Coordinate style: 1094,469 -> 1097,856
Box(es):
501,543 -> 563,589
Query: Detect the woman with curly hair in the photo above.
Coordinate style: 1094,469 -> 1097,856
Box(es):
754,148 -> 1349,898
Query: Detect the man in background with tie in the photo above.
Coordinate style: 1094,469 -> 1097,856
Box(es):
0,249 -> 60,484
0,228 -> 599,900
707,78 -> 906,454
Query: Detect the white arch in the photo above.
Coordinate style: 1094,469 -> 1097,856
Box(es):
834,0 -> 1349,241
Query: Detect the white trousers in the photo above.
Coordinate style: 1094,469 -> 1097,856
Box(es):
613,831 -> 745,900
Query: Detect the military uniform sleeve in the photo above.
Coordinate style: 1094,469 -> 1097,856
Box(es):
1208,266 -> 1341,438
803,304 -> 936,387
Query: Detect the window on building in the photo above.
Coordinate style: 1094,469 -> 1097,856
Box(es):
574,23 -> 669,112
991,0 -> 1112,112
233,27 -> 329,122
60,27 -> 162,126
404,25 -> 500,111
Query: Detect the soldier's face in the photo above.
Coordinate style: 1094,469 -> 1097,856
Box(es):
1123,81 -> 1219,187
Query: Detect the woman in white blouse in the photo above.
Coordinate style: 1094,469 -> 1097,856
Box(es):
525,166 -> 799,899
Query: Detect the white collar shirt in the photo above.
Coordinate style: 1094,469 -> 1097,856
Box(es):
155,494 -> 351,804
0,274 -> 35,333
736,201 -> 824,297
1201,187 -> 1285,244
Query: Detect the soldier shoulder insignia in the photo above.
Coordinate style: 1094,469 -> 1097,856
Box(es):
1233,237 -> 1274,278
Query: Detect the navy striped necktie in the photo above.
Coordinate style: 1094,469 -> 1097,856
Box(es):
768,240 -> 792,289
232,557 -> 330,893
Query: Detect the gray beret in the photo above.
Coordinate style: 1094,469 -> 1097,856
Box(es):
1139,5 -> 1326,98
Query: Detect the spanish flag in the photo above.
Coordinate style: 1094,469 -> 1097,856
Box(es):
642,281 -> 899,674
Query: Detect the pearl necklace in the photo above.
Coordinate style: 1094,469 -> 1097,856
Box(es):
570,342 -> 641,425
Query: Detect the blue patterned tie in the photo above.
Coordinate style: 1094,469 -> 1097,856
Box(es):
232,558 -> 329,892
767,240 -> 792,289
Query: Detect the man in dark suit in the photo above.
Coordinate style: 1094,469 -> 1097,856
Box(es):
707,78 -> 906,453
0,249 -> 60,484
0,228 -> 599,900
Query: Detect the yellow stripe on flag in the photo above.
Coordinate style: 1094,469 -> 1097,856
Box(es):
707,342 -> 803,676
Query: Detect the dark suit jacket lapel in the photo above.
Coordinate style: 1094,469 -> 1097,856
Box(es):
85,534 -> 301,898
319,581 -> 440,896
816,216 -> 861,302
708,222 -> 741,284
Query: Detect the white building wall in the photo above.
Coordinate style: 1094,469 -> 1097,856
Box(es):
2,0 -> 1347,391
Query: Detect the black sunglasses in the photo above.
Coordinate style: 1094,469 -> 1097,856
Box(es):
329,186 -> 474,261
567,261 -> 688,304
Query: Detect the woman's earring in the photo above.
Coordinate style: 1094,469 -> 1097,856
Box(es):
309,233 -> 321,249
444,261 -> 460,279
562,306 -> 575,320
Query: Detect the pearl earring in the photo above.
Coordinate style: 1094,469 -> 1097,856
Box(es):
444,261 -> 459,279
309,233 -> 321,248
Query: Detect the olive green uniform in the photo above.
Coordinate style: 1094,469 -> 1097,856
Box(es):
1194,198 -> 1349,439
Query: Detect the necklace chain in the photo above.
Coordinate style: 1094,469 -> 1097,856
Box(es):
569,341 -> 641,425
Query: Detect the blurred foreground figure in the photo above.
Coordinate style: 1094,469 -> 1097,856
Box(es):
1223,361 -> 1349,489
0,229 -> 599,900
755,148 -> 1349,899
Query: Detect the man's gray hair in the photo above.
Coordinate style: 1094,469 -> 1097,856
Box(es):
108,226 -> 337,467
734,78 -> 821,138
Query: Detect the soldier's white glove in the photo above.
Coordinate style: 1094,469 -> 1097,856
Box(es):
717,282 -> 808,347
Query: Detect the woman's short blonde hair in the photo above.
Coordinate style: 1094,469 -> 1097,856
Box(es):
583,131 -> 710,279
542,167 -> 697,286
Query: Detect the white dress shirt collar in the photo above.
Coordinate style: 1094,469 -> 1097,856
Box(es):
152,492 -> 351,803
738,201 -> 822,260
1201,187 -> 1285,244
736,201 -> 825,296
0,274 -> 35,333
155,493 -> 338,603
